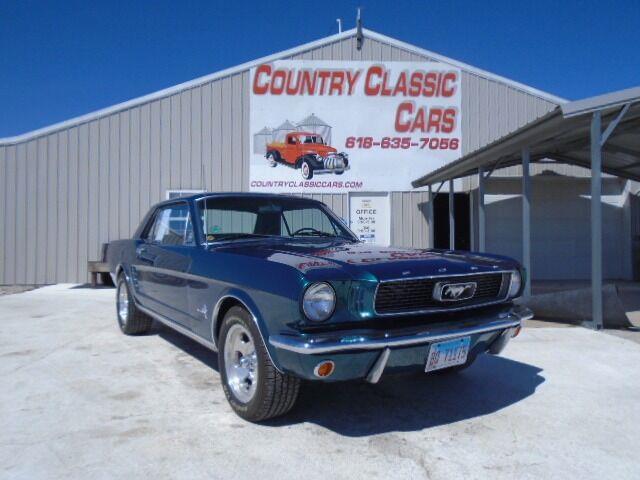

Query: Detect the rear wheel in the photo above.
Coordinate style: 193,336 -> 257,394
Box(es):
219,306 -> 300,422
116,274 -> 153,335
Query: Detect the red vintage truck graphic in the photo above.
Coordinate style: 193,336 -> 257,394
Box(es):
266,132 -> 349,180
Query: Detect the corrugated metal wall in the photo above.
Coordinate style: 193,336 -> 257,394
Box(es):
0,34 -> 558,284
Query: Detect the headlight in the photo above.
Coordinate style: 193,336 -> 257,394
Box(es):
302,282 -> 336,322
507,270 -> 522,298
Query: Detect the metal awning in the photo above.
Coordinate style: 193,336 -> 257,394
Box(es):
412,86 -> 640,187
410,86 -> 640,331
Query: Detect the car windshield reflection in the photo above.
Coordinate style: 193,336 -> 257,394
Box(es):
196,196 -> 357,245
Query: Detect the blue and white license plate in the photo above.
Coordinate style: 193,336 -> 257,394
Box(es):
425,336 -> 471,372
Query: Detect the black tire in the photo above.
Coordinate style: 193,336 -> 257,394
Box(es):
116,274 -> 153,335
267,152 -> 278,167
335,170 -> 344,175
218,306 -> 300,422
301,158 -> 314,180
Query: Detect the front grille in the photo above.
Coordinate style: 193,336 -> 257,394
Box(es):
374,272 -> 508,315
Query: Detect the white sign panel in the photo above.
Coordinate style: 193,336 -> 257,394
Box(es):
349,194 -> 390,246
249,60 -> 462,193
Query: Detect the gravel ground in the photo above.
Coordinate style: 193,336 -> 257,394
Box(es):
0,285 -> 38,296
1,285 -> 639,480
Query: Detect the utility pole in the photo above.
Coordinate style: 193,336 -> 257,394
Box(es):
356,7 -> 363,50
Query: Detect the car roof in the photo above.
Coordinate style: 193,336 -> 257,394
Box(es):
154,192 -> 323,207
289,131 -> 319,136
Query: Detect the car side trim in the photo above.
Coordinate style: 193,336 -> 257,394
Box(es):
269,306 -> 532,355
136,303 -> 217,351
121,267 -> 285,373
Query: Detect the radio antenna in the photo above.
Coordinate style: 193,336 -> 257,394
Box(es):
356,7 -> 363,50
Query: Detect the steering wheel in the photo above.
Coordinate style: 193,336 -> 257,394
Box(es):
292,227 -> 325,236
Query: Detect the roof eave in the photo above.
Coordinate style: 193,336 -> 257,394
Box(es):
411,107 -> 564,187
1,27 -> 566,146
562,85 -> 640,118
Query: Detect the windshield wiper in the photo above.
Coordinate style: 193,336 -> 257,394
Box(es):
208,233 -> 271,243
292,231 -> 340,238
293,232 -> 357,242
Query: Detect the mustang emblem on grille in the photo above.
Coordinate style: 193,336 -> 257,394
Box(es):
433,281 -> 477,302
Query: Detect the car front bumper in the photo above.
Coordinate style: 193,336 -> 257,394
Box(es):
268,304 -> 533,382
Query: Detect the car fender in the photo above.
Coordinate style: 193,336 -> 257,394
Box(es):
210,287 -> 284,373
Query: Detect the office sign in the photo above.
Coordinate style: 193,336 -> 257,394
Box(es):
349,194 -> 390,246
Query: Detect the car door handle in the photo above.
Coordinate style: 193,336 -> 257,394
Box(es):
136,246 -> 157,263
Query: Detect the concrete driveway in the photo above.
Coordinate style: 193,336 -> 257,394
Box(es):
1,285 -> 639,480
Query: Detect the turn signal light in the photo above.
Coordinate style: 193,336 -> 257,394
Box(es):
314,360 -> 335,378
511,326 -> 522,338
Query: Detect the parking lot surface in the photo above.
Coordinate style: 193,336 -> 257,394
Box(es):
1,285 -> 639,480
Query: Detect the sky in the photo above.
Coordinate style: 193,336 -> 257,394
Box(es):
1,0 -> 638,137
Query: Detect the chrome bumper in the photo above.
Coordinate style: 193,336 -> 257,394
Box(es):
314,165 -> 351,175
269,305 -> 533,355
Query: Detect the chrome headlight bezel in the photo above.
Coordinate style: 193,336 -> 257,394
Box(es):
302,282 -> 336,322
507,270 -> 522,298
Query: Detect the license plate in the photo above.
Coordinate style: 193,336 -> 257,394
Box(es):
425,336 -> 471,372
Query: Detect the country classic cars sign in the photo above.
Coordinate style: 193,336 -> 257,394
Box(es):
249,60 -> 462,193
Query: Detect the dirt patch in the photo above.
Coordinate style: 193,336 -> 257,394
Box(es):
0,286 -> 40,296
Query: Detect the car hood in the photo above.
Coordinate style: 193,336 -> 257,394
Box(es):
302,145 -> 337,156
212,240 -> 517,281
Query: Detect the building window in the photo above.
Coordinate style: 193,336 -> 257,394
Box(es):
166,189 -> 204,200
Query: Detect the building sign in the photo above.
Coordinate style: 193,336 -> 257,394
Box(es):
249,60 -> 462,193
349,193 -> 390,246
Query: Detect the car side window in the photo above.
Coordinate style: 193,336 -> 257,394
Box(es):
147,204 -> 194,246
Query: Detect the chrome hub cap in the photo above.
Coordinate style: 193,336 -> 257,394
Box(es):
302,163 -> 309,178
224,324 -> 258,403
117,282 -> 129,325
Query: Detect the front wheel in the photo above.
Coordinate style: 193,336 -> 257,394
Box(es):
300,159 -> 314,180
218,306 -> 300,422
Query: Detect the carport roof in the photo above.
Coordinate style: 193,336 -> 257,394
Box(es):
412,86 -> 640,186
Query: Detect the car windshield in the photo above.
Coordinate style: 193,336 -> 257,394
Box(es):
302,135 -> 323,144
196,196 -> 356,244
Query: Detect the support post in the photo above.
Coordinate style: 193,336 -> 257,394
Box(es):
428,184 -> 434,248
478,167 -> 486,252
522,147 -> 532,297
590,111 -> 604,330
449,179 -> 455,249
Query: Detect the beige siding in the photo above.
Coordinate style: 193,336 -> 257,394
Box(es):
0,147 -> 5,284
0,33 -> 559,284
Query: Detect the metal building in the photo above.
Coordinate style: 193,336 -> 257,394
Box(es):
0,28 -> 564,284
